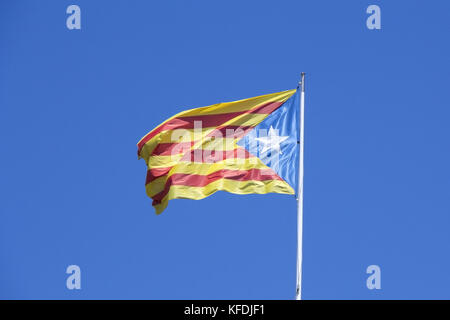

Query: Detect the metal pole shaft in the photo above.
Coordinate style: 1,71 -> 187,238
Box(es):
295,72 -> 305,300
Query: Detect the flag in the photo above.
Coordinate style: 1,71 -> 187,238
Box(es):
137,89 -> 300,214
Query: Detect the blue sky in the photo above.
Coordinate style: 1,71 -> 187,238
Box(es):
1,0 -> 450,299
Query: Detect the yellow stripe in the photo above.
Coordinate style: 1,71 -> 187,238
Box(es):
196,135 -> 246,152
217,112 -> 269,129
156,89 -> 295,120
147,153 -> 185,168
152,179 -> 294,214
179,89 -> 295,116
146,157 -> 267,197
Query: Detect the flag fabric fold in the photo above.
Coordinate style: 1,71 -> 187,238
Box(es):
137,89 -> 299,214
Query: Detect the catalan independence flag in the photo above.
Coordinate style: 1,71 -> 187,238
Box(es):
137,89 -> 300,214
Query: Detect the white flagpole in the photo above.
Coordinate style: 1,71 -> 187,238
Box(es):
295,72 -> 305,300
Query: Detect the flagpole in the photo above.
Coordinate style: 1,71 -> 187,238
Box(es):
295,72 -> 305,300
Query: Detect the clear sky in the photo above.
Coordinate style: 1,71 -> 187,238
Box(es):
1,0 -> 450,299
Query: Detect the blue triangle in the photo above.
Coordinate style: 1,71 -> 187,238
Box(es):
237,90 -> 300,193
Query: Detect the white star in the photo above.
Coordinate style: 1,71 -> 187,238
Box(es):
255,126 -> 289,154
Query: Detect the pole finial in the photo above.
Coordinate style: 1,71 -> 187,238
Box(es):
298,73 -> 305,89
299,73 -> 305,92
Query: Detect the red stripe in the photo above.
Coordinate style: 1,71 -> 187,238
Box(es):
146,167 -> 172,184
151,141 -> 195,156
151,168 -> 282,204
137,101 -> 283,156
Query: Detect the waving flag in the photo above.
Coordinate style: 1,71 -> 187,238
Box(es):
137,89 -> 300,214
